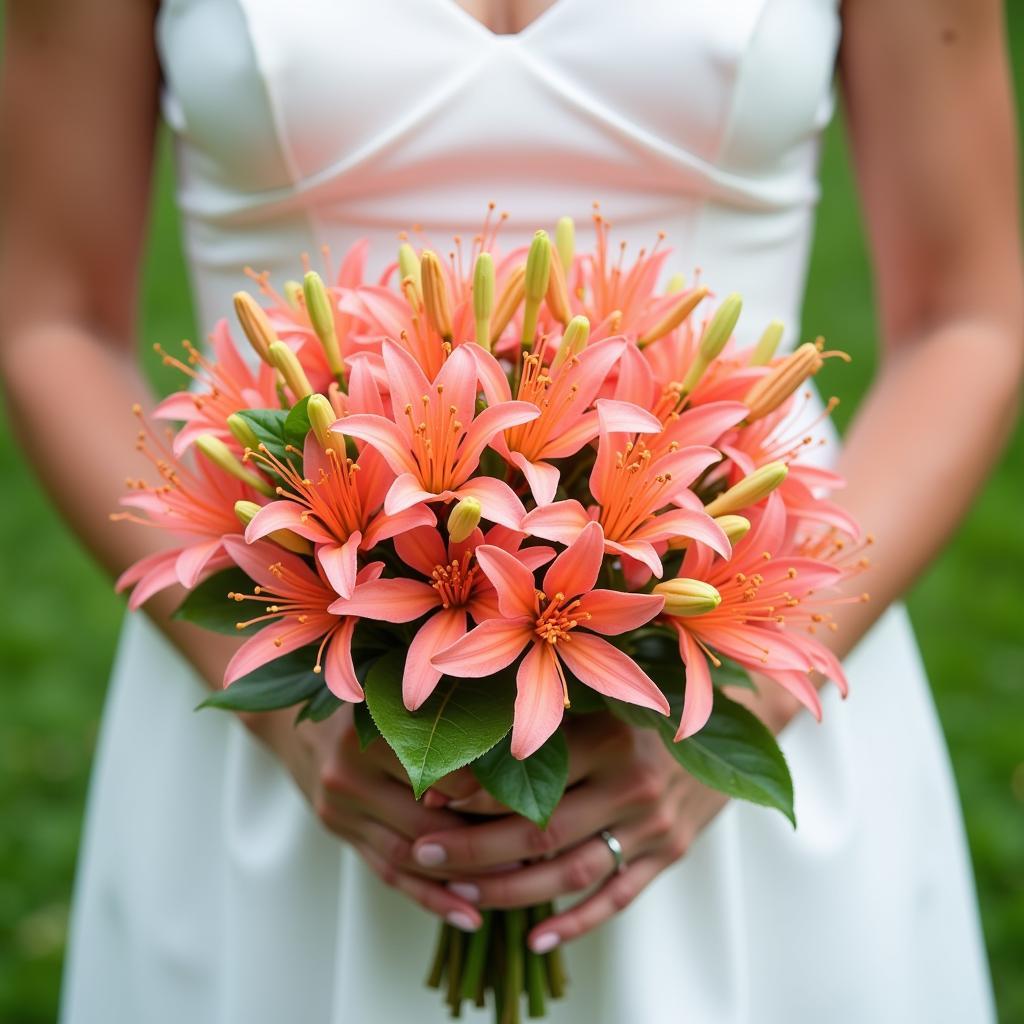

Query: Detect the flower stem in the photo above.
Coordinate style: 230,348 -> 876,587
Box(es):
446,926 -> 466,1016
501,909 -> 525,1024
460,910 -> 493,1003
426,921 -> 452,989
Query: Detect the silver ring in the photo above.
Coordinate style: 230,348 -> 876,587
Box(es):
599,829 -> 626,874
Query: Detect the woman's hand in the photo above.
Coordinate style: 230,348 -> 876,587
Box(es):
245,704 -> 486,933
408,712 -> 729,952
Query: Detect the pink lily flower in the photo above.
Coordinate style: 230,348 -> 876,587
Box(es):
523,401 -> 730,581
329,524 -> 555,711
666,494 -> 849,740
152,319 -> 279,456
114,412 -> 255,609
222,536 -> 386,700
466,337 -> 627,506
245,428 -> 434,600
338,341 -> 539,530
432,521 -> 669,760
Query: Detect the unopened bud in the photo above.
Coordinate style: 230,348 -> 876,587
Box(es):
490,264 -> 526,345
703,461 -> 788,518
665,272 -> 686,295
226,413 -> 260,452
267,341 -> 313,400
551,315 -> 590,372
555,216 -> 575,275
234,500 -> 313,555
473,252 -> 495,351
306,393 -> 338,450
446,497 -> 482,543
421,250 -> 454,342
233,291 -> 277,363
680,293 -> 743,393
398,243 -> 422,301
196,435 -> 274,496
743,342 -> 824,421
521,230 -> 551,350
750,320 -> 784,366
653,578 -> 722,617
545,238 -> 572,325
283,280 -> 304,310
303,271 -> 344,381
637,286 -> 710,348
714,515 -> 751,545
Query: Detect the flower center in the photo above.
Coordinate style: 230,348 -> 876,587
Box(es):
430,553 -> 478,608
507,352 -> 580,459
404,384 -> 464,493
598,439 -> 679,540
533,591 -> 590,645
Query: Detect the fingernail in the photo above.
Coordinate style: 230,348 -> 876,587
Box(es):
415,843 -> 447,867
530,931 -> 560,954
447,911 -> 479,932
447,882 -> 480,903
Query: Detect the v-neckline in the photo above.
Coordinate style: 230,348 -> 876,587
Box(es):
444,0 -> 569,42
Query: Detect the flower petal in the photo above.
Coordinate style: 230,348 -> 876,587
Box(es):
223,535 -> 319,593
557,633 -> 670,714
475,545 -> 539,618
579,589 -> 664,636
508,452 -> 560,507
224,618 -> 328,687
637,508 -> 731,559
383,473 -> 438,516
245,500 -> 333,545
325,619 -> 365,701
675,628 -> 714,739
521,500 -> 592,545
452,476 -> 526,531
452,401 -> 540,482
175,537 -> 225,589
338,414 -> 416,476
510,643 -> 567,760
431,617 -> 531,678
543,520 -> 604,599
403,608 -> 468,711
316,532 -> 362,600
328,577 -> 438,622
393,525 -> 448,578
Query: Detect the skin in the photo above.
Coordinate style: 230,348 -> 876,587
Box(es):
1,0 -> 1021,959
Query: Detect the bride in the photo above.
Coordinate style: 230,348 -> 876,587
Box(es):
2,1 -> 1020,1021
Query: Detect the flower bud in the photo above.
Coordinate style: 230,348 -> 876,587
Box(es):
743,342 -> 824,421
714,515 -> 751,545
234,500 -> 313,555
703,461 -> 788,518
653,578 -> 722,617
555,216 -> 575,275
545,238 -> 572,325
473,252 -> 495,351
665,272 -> 686,295
551,315 -> 590,372
267,341 -> 313,400
490,264 -> 526,345
303,271 -> 344,380
398,242 -> 422,301
446,497 -> 482,543
521,230 -> 552,350
421,250 -> 454,343
637,285 -> 710,348
306,393 -> 338,450
226,413 -> 260,452
750,319 -> 784,366
283,280 -> 304,310
679,293 -> 743,393
196,434 -> 274,496
233,291 -> 277,364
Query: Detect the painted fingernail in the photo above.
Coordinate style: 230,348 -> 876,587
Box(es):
447,882 -> 480,903
447,911 -> 479,932
415,843 -> 447,867
530,932 -> 560,954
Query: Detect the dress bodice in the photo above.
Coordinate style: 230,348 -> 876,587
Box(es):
156,0 -> 841,345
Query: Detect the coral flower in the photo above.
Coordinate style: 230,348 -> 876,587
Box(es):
222,537 -> 383,701
339,341 -> 539,530
114,410 -> 252,609
432,521 -> 669,759
665,494 -> 849,740
329,525 -> 555,711
523,401 -> 730,580
152,320 -> 279,456
245,430 -> 433,600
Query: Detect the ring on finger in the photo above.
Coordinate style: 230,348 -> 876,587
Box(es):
598,829 -> 627,875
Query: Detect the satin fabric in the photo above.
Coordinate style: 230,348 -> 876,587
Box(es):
61,1 -> 995,1020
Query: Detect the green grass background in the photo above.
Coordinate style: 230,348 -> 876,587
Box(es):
1,10 -> 1023,1022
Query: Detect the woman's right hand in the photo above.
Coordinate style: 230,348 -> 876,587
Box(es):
243,704 -> 485,932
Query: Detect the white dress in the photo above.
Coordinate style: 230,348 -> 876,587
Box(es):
61,1 -> 996,1021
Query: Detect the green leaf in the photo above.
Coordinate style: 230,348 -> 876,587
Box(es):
173,568 -> 260,636
607,690 -> 794,825
283,395 -> 312,449
198,645 -> 322,712
352,700 -> 381,749
236,408 -> 300,476
295,685 -> 344,724
472,731 -> 568,828
364,652 -> 516,798
710,655 -> 758,692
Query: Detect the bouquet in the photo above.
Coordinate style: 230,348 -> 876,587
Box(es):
115,208 -> 869,1022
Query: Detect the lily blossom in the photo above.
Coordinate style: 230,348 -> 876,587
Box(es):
665,494 -> 849,740
339,341 -> 539,530
221,537 -> 385,701
330,525 -> 555,711
432,521 -> 669,759
523,401 -> 730,581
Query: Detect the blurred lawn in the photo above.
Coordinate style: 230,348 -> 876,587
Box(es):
1,13 -> 1023,1024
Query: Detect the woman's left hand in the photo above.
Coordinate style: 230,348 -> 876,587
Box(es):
409,712 -> 729,953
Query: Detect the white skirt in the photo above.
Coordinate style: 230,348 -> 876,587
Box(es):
60,602 -> 995,1023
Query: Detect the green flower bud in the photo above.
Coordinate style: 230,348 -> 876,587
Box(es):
267,341 -> 313,400
233,500 -> 312,554
398,242 -> 422,300
196,435 -> 274,496
703,461 -> 788,518
653,579 -> 722,617
421,250 -> 454,342
302,271 -> 344,381
637,285 -> 710,349
233,291 -> 277,363
306,393 -> 338,450
521,229 -> 552,350
282,280 -> 304,311
226,413 -> 260,452
446,497 -> 482,543
750,320 -> 784,366
679,293 -> 743,393
714,515 -> 751,545
555,216 -> 575,275
665,272 -> 686,295
551,315 -> 590,372
473,252 -> 495,351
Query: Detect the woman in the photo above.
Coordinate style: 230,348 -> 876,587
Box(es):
1,0 -> 1020,1020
